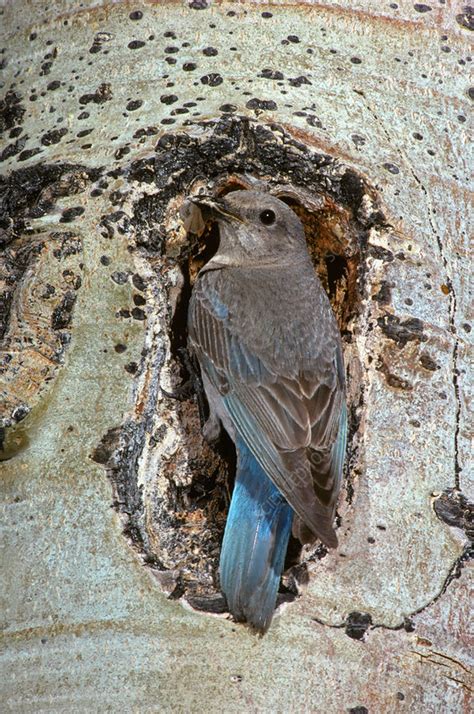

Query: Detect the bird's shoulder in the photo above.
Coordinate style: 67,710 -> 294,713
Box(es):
192,260 -> 328,323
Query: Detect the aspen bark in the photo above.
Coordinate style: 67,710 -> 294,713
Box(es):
1,2 -> 471,711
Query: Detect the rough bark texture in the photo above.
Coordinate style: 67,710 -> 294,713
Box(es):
0,1 -> 472,712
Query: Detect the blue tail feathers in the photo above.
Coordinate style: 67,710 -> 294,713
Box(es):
219,436 -> 293,633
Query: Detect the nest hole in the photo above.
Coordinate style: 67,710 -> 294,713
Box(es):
97,118 -> 384,620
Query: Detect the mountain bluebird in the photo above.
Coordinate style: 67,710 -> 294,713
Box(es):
187,190 -> 347,632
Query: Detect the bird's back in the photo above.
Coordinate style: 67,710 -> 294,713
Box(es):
190,258 -> 341,381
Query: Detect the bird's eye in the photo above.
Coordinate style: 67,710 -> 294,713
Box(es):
259,209 -> 276,226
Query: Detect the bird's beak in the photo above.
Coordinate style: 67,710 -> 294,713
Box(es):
188,195 -> 242,223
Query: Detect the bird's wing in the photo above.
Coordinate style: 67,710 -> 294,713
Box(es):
189,268 -> 345,547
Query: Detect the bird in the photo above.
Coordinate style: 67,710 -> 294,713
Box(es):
187,189 -> 347,633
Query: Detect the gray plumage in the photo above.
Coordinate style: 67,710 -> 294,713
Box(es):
187,190 -> 346,550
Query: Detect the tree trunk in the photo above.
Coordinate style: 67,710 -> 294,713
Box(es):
1,1 -> 471,711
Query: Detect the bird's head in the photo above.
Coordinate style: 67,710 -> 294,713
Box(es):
189,190 -> 308,266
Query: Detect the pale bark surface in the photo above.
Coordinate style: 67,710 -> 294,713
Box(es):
0,1 -> 472,712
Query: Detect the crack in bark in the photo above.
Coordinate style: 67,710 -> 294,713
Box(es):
404,176 -> 462,490
411,650 -> 474,692
443,675 -> 473,693
312,544 -> 470,635
359,94 -> 462,490
425,649 -> 471,675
